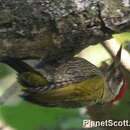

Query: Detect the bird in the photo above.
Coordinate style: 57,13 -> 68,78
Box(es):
0,46 -> 128,108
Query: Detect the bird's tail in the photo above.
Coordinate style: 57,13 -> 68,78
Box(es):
0,57 -> 35,74
0,57 -> 48,105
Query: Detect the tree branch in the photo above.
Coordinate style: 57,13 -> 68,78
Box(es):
0,0 -> 129,66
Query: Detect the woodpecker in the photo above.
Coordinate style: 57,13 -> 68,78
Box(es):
0,46 -> 128,107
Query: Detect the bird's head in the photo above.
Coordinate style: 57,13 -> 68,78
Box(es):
103,46 -> 128,105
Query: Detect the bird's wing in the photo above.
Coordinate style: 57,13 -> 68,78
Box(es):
22,57 -> 103,93
54,57 -> 103,85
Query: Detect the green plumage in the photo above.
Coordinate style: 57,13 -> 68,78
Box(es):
18,72 -> 48,88
1,57 -> 106,107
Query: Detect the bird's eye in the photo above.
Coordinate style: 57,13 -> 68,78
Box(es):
114,69 -> 123,81
116,73 -> 123,82
116,75 -> 122,80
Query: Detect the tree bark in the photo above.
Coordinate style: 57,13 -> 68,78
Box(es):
0,0 -> 130,66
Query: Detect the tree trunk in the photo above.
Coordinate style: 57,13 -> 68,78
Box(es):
0,0 -> 130,66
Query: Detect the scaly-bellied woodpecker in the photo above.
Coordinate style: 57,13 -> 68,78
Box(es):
0,46 -> 128,107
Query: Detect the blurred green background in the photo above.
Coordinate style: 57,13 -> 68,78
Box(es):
0,32 -> 130,130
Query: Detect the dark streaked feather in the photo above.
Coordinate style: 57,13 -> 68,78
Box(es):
54,57 -> 102,83
21,57 -> 102,93
0,57 -> 37,74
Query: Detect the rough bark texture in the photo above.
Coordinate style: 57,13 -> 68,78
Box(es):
0,0 -> 130,66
